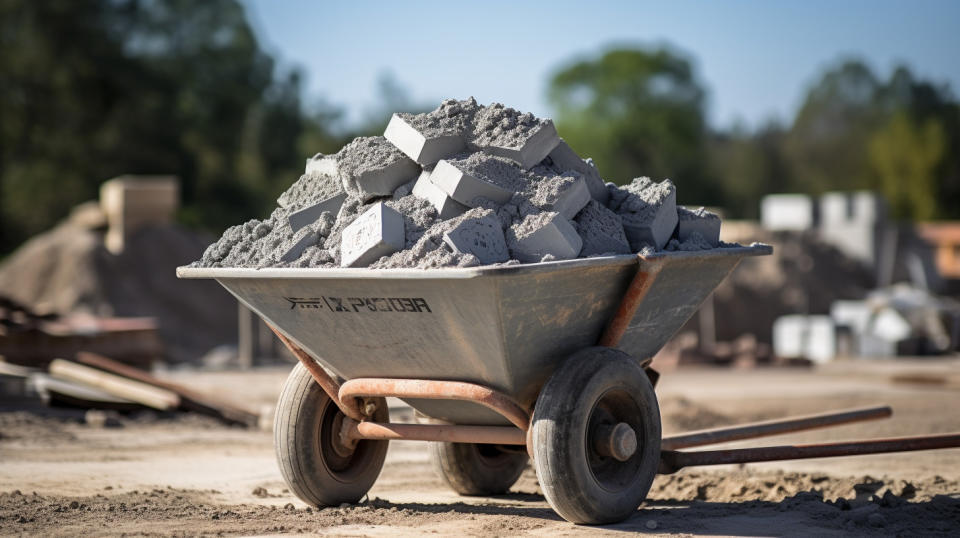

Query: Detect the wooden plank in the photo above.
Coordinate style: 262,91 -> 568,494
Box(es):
75,352 -> 260,427
49,359 -> 179,410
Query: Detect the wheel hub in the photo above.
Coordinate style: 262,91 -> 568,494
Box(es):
593,422 -> 637,461
329,412 -> 358,458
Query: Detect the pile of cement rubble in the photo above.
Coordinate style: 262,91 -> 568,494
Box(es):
193,98 -> 727,269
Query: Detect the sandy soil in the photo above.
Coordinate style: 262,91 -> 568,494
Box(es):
1,359 -> 959,536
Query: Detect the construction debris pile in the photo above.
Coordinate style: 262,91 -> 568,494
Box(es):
194,98 -> 728,269
0,351 -> 259,428
0,178 -> 237,363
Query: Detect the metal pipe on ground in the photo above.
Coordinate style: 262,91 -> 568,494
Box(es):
661,406 -> 893,450
339,378 -> 530,431
659,432 -> 960,474
344,420 -> 526,445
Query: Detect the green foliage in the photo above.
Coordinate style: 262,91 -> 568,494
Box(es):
0,0 -> 342,255
780,61 -> 960,219
549,48 -> 960,221
3,13 -> 959,260
783,61 -> 886,193
869,111 -> 945,219
547,48 -> 718,204
708,122 -> 791,219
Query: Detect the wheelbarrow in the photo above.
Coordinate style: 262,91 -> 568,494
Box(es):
177,245 -> 960,524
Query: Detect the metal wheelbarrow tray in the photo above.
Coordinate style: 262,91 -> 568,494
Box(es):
177,244 -> 960,525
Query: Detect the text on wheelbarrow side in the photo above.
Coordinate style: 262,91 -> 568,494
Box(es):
284,296 -> 432,313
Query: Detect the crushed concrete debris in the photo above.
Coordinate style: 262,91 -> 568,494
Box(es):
575,201 -> 631,256
192,99 -> 737,269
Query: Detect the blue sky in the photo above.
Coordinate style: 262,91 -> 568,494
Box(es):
243,0 -> 960,130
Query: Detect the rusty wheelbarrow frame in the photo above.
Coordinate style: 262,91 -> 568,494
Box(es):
179,246 -> 960,524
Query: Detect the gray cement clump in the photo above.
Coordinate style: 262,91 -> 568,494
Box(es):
192,98 -> 735,269
575,201 -> 631,256
401,98 -> 478,139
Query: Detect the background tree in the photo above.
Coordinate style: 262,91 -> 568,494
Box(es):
0,0 -> 346,256
547,48 -> 718,205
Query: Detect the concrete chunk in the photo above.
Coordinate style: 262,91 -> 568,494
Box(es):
532,173 -> 591,219
545,140 -> 608,204
442,209 -> 509,265
412,168 -> 468,220
609,178 -> 678,251
340,203 -> 405,267
507,212 -> 582,263
470,104 -> 560,169
677,206 -> 721,247
574,200 -> 631,256
384,114 -> 466,165
304,153 -> 339,177
279,226 -> 319,263
277,168 -> 345,213
288,192 -> 347,232
336,136 -> 419,202
430,159 -> 515,206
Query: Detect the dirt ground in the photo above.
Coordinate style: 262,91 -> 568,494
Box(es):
2,358 -> 959,536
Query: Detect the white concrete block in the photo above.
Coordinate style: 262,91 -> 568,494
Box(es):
100,176 -> 178,254
533,173 -> 591,219
430,159 -> 514,206
615,178 -> 678,251
340,203 -> 405,267
442,210 -> 509,265
773,314 -> 836,364
350,158 -> 419,202
546,140 -> 608,204
677,206 -> 721,247
870,307 -> 912,341
761,194 -> 814,231
288,192 -> 347,232
830,300 -> 871,333
304,153 -> 339,177
412,168 -> 468,220
384,114 -> 465,165
507,212 -> 583,263
279,227 -> 319,263
478,120 -> 560,170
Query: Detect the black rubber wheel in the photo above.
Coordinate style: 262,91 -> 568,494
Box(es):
430,442 -> 528,495
274,362 -> 389,506
531,347 -> 661,524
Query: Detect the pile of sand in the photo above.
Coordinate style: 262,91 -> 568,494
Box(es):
193,98 -> 729,270
0,205 -> 236,363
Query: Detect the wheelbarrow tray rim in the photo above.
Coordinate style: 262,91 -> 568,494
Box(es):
176,243 -> 771,280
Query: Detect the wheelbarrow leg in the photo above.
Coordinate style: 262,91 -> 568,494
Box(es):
269,324 -> 365,422
598,256 -> 663,348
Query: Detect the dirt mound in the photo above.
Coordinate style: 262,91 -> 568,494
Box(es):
0,213 -> 236,363
683,228 -> 876,343
2,472 -> 958,536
